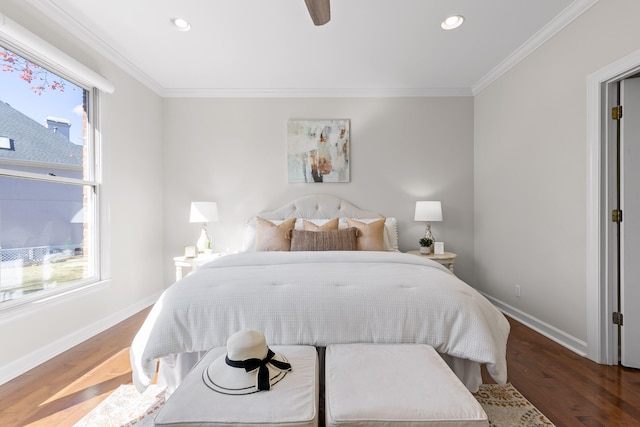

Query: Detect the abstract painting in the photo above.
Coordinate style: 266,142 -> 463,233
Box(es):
287,119 -> 350,183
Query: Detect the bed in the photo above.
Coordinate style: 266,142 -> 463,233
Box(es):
130,195 -> 510,394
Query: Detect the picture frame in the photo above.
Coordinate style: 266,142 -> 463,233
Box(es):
287,119 -> 350,183
434,242 -> 445,255
184,245 -> 197,258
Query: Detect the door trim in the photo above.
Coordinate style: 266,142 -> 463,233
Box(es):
586,48 -> 640,364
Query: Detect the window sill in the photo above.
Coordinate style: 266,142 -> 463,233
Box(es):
0,279 -> 111,324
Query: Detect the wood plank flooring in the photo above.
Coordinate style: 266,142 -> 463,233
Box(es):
482,318 -> 640,426
0,308 -> 151,427
1,307 -> 639,426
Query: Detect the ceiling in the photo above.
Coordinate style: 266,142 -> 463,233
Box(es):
27,0 -> 596,97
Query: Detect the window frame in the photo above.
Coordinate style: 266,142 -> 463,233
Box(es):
0,21 -> 111,316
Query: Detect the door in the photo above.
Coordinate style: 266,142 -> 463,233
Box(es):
620,77 -> 640,368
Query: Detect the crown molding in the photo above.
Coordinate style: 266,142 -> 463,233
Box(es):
24,0 -> 472,99
26,0 -> 164,96
0,12 -> 114,93
27,0 -> 597,99
160,87 -> 473,98
472,0 -> 600,95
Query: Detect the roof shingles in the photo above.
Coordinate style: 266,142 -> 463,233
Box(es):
0,100 -> 82,167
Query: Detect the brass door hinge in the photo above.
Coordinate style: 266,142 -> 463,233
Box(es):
613,312 -> 624,326
612,209 -> 623,223
612,105 -> 623,120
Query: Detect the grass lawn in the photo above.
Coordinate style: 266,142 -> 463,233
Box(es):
1,256 -> 88,301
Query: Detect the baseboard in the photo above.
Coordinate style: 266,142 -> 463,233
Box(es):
481,292 -> 588,357
0,292 -> 161,386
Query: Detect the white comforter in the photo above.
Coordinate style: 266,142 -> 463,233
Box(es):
131,251 -> 509,392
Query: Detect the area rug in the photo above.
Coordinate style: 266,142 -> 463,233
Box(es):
473,383 -> 555,427
73,384 -> 166,427
77,383 -> 554,427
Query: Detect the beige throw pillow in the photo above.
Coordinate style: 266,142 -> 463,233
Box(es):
303,218 -> 339,231
346,217 -> 386,251
290,228 -> 358,251
255,217 -> 296,251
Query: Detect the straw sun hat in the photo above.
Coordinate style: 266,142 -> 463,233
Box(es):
203,329 -> 292,395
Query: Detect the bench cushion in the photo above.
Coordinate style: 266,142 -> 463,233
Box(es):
325,344 -> 488,427
155,345 -> 318,427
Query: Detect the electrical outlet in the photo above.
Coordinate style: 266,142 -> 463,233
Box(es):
515,285 -> 521,298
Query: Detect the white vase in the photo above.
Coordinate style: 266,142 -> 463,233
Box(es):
420,246 -> 430,255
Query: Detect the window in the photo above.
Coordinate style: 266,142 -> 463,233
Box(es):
0,45 -> 99,307
0,136 -> 14,150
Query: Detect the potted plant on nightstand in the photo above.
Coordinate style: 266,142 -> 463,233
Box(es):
419,237 -> 433,255
203,239 -> 214,255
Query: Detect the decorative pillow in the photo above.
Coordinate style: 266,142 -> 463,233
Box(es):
303,217 -> 339,231
346,217 -> 386,251
255,217 -> 296,251
337,217 -> 398,251
290,228 -> 358,251
244,217 -> 399,252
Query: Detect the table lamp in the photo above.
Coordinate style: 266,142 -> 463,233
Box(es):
414,201 -> 443,243
190,202 -> 219,254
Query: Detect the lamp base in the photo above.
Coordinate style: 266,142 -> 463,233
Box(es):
424,222 -> 435,243
196,224 -> 211,254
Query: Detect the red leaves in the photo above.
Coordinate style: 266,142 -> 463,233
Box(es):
1,47 -> 66,94
20,66 -> 34,83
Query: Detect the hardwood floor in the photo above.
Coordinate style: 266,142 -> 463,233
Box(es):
1,308 -> 639,426
0,308 -> 151,427
482,318 -> 640,426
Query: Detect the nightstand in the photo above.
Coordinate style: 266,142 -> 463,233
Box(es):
406,250 -> 457,273
173,253 -> 224,281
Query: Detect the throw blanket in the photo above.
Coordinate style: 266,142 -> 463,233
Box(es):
131,251 -> 509,392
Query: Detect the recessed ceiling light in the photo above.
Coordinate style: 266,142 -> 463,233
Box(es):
170,17 -> 192,32
441,15 -> 464,30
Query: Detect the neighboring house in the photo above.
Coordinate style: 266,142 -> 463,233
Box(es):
0,99 -> 83,256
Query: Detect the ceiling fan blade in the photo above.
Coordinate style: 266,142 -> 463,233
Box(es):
304,0 -> 330,26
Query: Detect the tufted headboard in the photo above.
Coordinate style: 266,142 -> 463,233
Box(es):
256,194 -> 383,220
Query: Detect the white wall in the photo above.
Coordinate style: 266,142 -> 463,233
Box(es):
474,0 -> 640,345
162,97 -> 475,285
0,2 -> 164,382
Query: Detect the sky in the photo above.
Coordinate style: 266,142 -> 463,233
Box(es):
0,57 -> 85,146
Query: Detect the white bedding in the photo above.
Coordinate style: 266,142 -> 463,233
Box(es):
131,251 -> 509,392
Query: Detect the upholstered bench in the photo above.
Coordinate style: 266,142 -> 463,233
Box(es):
154,343 -> 318,427
325,344 -> 488,427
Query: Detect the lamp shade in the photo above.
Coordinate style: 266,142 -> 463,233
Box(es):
190,202 -> 219,223
414,201 -> 443,222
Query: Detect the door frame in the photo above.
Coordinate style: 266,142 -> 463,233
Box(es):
586,48 -> 640,364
